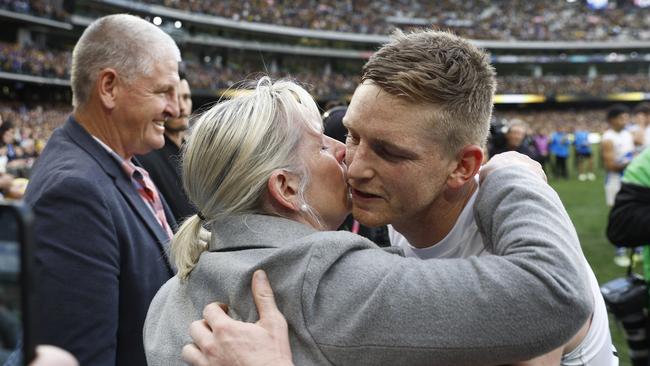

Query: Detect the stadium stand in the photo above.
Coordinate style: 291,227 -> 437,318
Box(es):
135,0 -> 650,41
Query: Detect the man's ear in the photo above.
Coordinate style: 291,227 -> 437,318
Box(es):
267,170 -> 302,213
97,68 -> 120,110
447,145 -> 484,189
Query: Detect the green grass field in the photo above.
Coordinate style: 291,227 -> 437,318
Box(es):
548,147 -> 633,366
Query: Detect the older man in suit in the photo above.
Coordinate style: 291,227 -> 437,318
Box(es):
23,14 -> 180,366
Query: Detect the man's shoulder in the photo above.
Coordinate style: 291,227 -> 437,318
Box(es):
26,135 -> 115,204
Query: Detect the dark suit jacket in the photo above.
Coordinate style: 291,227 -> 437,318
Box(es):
24,116 -> 175,366
137,135 -> 196,224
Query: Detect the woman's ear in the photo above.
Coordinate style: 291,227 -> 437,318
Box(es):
446,145 -> 484,189
267,170 -> 302,212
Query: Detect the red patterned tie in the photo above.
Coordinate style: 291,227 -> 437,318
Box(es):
122,160 -> 173,239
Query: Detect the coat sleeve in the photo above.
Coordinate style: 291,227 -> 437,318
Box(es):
302,167 -> 592,366
30,176 -> 120,366
607,182 -> 650,246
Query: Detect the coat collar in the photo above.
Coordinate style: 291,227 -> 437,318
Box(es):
208,214 -> 317,252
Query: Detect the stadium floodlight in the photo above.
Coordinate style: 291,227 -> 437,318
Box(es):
174,21 -> 182,29
587,0 -> 608,9
153,16 -> 162,26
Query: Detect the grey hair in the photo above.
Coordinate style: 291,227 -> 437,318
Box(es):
172,77 -> 323,279
71,13 -> 181,108
362,29 -> 496,156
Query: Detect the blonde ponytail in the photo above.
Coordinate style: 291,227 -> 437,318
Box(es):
171,214 -> 207,279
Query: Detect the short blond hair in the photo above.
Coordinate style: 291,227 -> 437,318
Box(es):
362,29 -> 496,155
71,14 -> 181,108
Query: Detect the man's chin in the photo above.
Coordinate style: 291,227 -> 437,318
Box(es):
351,207 -> 388,228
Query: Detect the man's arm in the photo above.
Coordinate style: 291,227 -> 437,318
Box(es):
602,139 -> 628,172
182,270 -> 293,366
31,177 -> 120,366
302,166 -> 591,365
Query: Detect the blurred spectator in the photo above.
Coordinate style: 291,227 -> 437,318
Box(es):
574,125 -> 595,181
549,126 -> 571,179
532,127 -> 550,173
490,119 -> 541,163
0,120 -> 31,178
632,102 -> 650,150
602,104 -> 636,267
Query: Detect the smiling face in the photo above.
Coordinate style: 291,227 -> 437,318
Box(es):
113,56 -> 180,157
300,125 -> 351,230
343,82 -> 457,228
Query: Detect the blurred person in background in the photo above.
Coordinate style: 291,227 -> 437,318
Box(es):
138,71 -> 197,223
490,119 -> 541,163
0,121 -> 30,178
22,14 -> 180,366
574,124 -> 595,181
550,126 -> 571,179
532,126 -> 550,173
632,102 -> 650,151
602,104 -> 637,267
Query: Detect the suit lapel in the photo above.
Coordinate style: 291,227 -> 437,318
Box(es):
63,117 -> 174,273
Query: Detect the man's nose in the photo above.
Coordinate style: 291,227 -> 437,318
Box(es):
346,144 -> 373,180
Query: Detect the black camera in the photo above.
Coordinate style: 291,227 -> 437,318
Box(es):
0,202 -> 35,364
601,275 -> 649,366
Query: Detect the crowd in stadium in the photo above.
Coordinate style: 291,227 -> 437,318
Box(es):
0,42 -> 70,79
2,41 -> 650,99
138,0 -> 650,41
0,99 -> 616,202
0,0 -> 68,21
3,0 -> 650,41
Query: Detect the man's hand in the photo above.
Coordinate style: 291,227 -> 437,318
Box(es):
31,345 -> 79,366
481,151 -> 547,184
181,270 -> 293,366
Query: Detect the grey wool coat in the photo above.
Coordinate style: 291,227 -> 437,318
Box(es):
144,168 -> 593,366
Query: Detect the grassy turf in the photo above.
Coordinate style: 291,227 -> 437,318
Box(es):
548,146 -> 632,366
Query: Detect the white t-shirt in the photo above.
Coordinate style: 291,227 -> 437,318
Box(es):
388,186 -> 484,259
389,186 -> 616,366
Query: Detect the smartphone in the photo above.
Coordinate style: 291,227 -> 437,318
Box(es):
0,202 -> 34,364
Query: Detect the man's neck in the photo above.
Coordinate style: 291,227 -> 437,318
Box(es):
73,108 -> 132,160
393,178 -> 478,249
